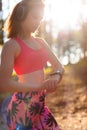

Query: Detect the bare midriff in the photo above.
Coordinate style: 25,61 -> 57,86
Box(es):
18,69 -> 44,87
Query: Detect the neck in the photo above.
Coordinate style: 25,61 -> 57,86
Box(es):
17,33 -> 32,40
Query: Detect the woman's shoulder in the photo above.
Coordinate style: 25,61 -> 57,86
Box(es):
2,38 -> 21,55
4,38 -> 18,47
3,38 -> 21,51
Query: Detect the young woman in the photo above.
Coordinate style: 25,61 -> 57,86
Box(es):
0,0 -> 64,129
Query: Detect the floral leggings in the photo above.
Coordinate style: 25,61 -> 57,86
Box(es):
6,91 -> 60,130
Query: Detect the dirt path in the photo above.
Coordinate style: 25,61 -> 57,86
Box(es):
46,65 -> 87,130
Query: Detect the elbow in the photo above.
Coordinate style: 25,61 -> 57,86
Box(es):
62,66 -> 65,74
57,64 -> 65,74
59,63 -> 65,74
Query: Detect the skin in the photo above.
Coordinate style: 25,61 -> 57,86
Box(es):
0,7 -> 64,93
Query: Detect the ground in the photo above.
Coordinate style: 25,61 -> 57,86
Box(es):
46,60 -> 87,130
0,59 -> 87,130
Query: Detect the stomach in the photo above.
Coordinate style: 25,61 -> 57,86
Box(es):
18,69 -> 45,86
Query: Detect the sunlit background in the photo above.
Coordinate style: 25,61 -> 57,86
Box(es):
2,0 -> 87,30
2,0 -> 87,28
44,0 -> 87,30
0,0 -> 87,65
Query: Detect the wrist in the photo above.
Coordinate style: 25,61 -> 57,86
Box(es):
50,70 -> 63,80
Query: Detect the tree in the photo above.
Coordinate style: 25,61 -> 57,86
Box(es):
80,21 -> 87,59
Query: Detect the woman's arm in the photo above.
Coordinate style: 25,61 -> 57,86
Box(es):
38,38 -> 65,93
0,40 -> 42,93
39,38 -> 64,75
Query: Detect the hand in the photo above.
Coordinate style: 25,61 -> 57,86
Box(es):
42,77 -> 58,93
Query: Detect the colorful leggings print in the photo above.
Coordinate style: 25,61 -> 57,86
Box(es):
6,91 -> 60,130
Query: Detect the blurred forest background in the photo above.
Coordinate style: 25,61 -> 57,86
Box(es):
0,0 -> 87,130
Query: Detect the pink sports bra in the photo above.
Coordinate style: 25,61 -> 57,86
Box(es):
14,37 -> 49,75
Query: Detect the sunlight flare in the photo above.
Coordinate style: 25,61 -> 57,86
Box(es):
44,0 -> 87,30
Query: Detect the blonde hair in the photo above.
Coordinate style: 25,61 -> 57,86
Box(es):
4,0 -> 45,38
